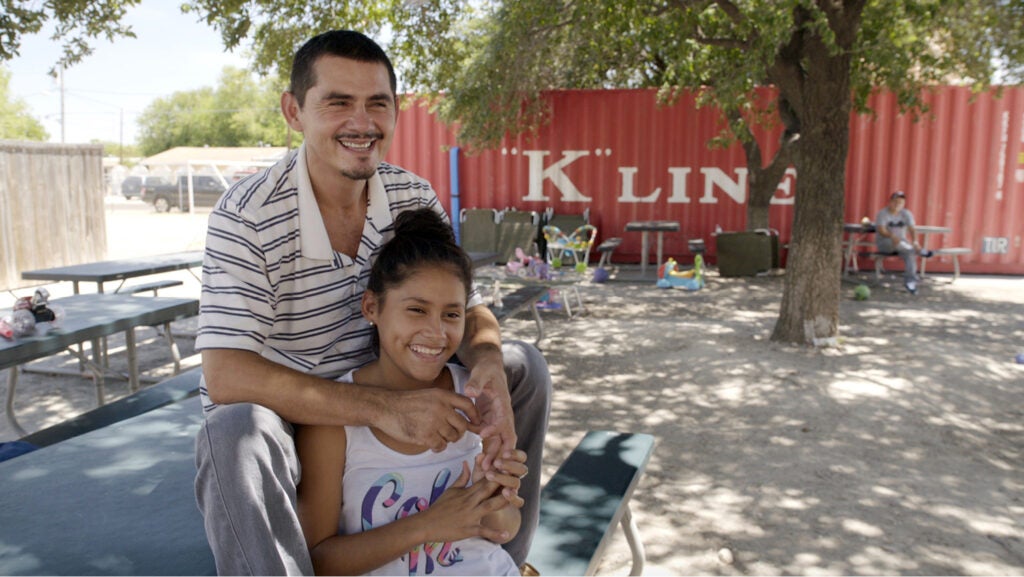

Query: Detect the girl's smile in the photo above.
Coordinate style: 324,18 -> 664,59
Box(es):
363,267 -> 467,389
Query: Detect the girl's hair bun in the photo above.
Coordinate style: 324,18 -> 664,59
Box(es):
368,207 -> 473,298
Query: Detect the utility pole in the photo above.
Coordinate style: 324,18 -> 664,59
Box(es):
59,65 -> 66,143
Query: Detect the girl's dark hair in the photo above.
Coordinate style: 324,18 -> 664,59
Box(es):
368,208 -> 473,302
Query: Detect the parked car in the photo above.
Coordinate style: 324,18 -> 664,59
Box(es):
144,175 -> 228,212
120,175 -> 171,200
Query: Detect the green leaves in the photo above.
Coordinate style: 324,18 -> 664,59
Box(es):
0,66 -> 48,140
134,66 -> 289,155
0,0 -> 141,74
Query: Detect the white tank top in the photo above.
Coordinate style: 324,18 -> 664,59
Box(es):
338,364 -> 519,576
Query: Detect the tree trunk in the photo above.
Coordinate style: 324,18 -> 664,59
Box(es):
770,9 -> 856,345
731,106 -> 794,232
746,179 -> 773,231
744,140 -> 792,231
770,122 -> 847,345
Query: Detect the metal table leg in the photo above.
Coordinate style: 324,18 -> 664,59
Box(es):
5,367 -> 26,438
639,231 -> 650,276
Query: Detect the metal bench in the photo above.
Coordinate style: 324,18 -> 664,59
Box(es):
864,248 -> 971,283
596,237 -> 623,268
116,279 -> 184,295
1,395 -> 654,577
489,284 -> 548,347
527,430 -> 656,576
933,247 -> 972,281
868,251 -> 901,282
18,366 -> 203,449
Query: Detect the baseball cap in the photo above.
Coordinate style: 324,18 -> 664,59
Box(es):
891,190 -> 906,199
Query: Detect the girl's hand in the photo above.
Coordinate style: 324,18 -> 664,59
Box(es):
474,450 -> 527,507
426,462 -> 511,543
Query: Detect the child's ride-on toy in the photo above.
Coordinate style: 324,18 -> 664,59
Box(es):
656,255 -> 704,290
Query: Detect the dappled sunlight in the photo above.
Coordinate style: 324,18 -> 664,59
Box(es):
843,545 -> 923,574
758,486 -> 822,511
927,504 -> 1020,537
841,518 -> 885,537
828,378 -> 904,400
0,543 -> 41,574
544,274 -> 1024,575
685,486 -> 763,535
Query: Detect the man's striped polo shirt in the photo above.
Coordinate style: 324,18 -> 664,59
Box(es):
195,144 -> 481,412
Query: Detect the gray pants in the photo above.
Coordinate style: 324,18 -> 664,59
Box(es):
194,340 -> 552,575
877,238 -> 917,282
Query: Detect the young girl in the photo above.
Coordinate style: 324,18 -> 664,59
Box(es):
296,208 -> 526,576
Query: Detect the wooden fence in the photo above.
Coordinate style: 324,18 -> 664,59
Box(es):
0,141 -> 106,290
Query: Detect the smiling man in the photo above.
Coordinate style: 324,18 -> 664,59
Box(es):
193,30 -> 551,575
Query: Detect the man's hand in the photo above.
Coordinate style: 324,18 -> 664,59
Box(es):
463,357 -> 517,472
472,450 -> 527,506
375,388 -> 481,452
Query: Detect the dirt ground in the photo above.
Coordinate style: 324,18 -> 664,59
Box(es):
2,198 -> 1023,575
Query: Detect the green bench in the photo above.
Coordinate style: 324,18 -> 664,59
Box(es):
489,284 -> 548,347
4,370 -> 655,577
19,366 -> 202,448
527,430 -> 656,576
115,279 -> 185,295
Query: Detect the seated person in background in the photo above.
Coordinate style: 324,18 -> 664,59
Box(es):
875,190 -> 933,294
296,208 -> 525,576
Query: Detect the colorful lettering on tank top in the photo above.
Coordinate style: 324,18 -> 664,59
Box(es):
360,468 -> 465,575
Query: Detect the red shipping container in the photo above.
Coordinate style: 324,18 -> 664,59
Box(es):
388,87 -> 1024,276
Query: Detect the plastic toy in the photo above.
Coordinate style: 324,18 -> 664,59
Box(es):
592,267 -> 610,283
506,248 -> 552,280
854,284 -> 871,301
542,224 -> 597,268
535,289 -> 563,310
656,255 -> 704,290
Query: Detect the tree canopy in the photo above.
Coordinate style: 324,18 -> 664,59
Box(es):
0,66 -> 48,140
134,66 -> 291,155
0,0 -> 141,74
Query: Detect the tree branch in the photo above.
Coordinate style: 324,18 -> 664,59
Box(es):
713,0 -> 746,27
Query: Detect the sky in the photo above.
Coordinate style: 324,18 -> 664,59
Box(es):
5,3 -> 250,145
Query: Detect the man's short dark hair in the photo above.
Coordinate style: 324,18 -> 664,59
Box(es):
289,30 -> 397,107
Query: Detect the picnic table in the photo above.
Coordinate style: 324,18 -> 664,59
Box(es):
1,293 -> 198,436
625,221 -> 680,276
914,225 -> 953,277
21,250 -> 203,294
842,222 -> 953,279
